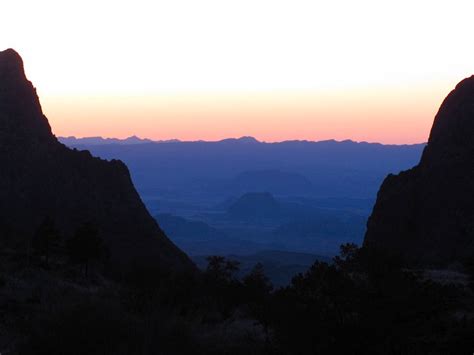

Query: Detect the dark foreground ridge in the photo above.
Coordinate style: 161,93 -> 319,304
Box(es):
0,49 -> 193,270
364,76 -> 474,266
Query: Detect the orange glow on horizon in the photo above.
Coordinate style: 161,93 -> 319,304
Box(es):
41,80 -> 453,144
3,1 -> 473,144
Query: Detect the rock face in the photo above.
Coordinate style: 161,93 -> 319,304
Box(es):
364,76 -> 474,266
0,49 -> 193,269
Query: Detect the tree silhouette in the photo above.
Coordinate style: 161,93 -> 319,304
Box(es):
242,262 -> 273,298
205,256 -> 240,282
333,242 -> 360,271
67,222 -> 105,277
204,256 -> 242,316
32,217 -> 61,267
242,262 -> 273,336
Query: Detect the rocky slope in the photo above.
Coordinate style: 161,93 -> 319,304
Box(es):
0,49 -> 193,269
364,76 -> 474,266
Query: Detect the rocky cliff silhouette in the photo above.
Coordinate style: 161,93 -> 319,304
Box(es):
364,76 -> 474,265
0,49 -> 192,269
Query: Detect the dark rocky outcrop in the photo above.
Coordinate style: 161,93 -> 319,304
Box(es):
364,76 -> 474,266
0,49 -> 193,269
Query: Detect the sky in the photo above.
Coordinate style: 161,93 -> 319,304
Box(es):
2,0 -> 474,143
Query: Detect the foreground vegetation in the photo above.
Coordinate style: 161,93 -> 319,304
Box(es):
1,222 -> 474,354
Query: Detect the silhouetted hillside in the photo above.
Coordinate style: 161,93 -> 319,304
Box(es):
364,76 -> 474,266
0,49 -> 192,270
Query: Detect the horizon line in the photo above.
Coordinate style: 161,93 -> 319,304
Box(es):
58,135 -> 427,146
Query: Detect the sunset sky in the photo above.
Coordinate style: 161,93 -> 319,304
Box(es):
2,0 -> 474,143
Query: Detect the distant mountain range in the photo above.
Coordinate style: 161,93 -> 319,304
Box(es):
59,135 -> 180,146
157,191 -> 370,258
60,135 -> 421,147
59,135 -> 266,146
61,134 -> 425,258
59,135 -> 426,203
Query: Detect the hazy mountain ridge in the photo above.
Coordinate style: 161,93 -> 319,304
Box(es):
59,135 -> 179,146
59,137 -> 423,259
156,192 -> 369,259
60,135 -> 426,202
60,135 -> 424,147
